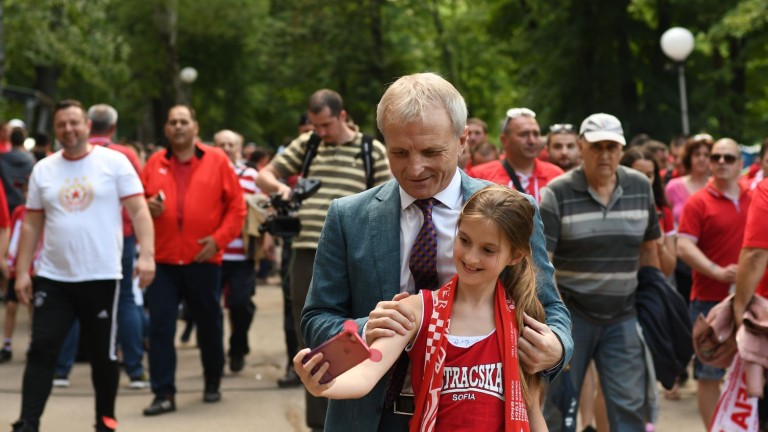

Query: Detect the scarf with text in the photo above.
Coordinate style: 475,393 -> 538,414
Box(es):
411,275 -> 530,432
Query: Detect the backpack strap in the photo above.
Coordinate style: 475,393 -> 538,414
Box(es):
361,134 -> 374,190
301,132 -> 375,190
501,159 -> 525,193
300,133 -> 322,178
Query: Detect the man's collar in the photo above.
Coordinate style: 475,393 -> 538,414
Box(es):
705,178 -> 745,200
164,142 -> 206,161
321,130 -> 362,147
399,168 -> 463,211
507,157 -> 536,177
572,165 -> 626,192
88,136 -> 112,146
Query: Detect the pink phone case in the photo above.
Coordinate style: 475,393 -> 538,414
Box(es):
303,320 -> 382,384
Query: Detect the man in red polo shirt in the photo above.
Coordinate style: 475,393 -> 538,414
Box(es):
734,177 -> 768,431
466,107 -> 563,202
677,138 -> 751,428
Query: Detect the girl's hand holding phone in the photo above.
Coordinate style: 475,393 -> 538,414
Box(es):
293,349 -> 334,397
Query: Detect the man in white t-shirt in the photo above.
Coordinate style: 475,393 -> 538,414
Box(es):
11,99 -> 155,432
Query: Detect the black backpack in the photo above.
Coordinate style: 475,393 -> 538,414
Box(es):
299,133 -> 376,190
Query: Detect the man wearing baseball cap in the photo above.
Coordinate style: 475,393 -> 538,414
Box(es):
539,113 -> 661,431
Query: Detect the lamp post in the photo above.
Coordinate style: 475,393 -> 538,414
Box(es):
179,66 -> 198,105
660,27 -> 695,135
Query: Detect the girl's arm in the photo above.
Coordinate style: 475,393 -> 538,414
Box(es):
294,294 -> 422,399
527,382 -> 547,432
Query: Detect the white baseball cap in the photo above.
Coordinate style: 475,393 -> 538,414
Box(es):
8,119 -> 26,131
579,113 -> 625,145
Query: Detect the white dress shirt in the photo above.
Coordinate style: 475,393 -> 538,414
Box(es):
399,169 -> 463,294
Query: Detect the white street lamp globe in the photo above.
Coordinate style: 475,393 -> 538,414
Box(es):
179,67 -> 198,84
660,27 -> 695,62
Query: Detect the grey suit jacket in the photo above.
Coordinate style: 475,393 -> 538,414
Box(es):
301,170 -> 572,431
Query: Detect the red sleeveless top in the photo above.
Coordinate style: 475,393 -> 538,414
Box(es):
408,289 -> 504,431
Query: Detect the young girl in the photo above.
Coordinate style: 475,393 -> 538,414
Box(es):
294,185 -> 546,431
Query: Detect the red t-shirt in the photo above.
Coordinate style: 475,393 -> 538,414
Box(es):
742,179 -> 768,297
466,159 -> 564,203
678,182 -> 751,302
89,137 -> 143,238
408,289 -> 505,432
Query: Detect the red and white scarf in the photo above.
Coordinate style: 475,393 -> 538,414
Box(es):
411,275 -> 530,432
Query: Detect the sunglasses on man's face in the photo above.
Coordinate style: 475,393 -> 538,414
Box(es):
709,153 -> 739,164
549,123 -> 574,134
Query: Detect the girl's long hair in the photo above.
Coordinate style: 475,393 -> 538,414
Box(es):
458,185 -> 545,406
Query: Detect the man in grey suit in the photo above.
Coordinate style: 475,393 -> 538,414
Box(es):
301,72 -> 572,431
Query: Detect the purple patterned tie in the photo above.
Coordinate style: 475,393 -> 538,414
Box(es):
385,198 -> 440,410
409,198 -> 439,292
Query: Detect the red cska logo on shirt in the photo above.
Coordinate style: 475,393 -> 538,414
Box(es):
58,177 -> 94,212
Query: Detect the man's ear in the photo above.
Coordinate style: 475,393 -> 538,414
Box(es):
458,125 -> 468,152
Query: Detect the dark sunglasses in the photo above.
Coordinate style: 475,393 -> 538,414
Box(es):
709,153 -> 738,164
549,123 -> 574,134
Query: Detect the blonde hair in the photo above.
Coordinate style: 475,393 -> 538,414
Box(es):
376,72 -> 467,139
458,185 -> 545,406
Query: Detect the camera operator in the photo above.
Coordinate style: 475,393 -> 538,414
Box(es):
255,89 -> 390,431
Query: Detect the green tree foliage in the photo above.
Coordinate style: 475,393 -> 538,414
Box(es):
2,0 -> 768,147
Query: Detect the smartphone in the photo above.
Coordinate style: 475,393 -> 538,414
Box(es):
157,190 -> 165,203
303,320 -> 382,384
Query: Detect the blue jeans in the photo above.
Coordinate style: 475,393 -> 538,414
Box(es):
146,263 -> 223,396
117,235 -> 145,378
544,310 -> 647,431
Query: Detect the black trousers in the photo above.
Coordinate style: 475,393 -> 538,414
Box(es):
291,248 -> 329,429
280,236 -> 298,365
146,263 -> 223,395
221,259 -> 256,358
20,277 -> 119,428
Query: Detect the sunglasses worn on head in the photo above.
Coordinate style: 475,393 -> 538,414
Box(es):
710,153 -> 738,164
549,123 -> 574,134
506,108 -> 536,119
691,133 -> 714,144
502,107 -> 536,132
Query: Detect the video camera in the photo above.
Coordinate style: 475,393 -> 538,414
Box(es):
259,178 -> 321,237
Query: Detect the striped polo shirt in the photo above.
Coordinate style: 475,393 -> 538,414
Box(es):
223,161 -> 259,261
539,165 -> 661,323
272,131 -> 391,249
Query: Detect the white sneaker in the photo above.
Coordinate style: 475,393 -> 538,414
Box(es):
52,376 -> 70,388
128,374 -> 149,389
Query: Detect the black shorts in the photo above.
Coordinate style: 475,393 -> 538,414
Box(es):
4,278 -> 17,303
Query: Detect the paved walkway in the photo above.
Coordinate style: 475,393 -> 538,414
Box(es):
0,283 -> 704,431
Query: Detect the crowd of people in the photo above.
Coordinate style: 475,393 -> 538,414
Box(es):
0,71 -> 766,432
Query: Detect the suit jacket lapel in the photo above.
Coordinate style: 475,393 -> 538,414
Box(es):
370,181 -> 401,300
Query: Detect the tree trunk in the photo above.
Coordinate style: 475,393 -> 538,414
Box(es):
0,2 -> 5,87
728,36 -> 746,140
429,0 -> 455,84
34,65 -> 58,137
154,0 -> 180,145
